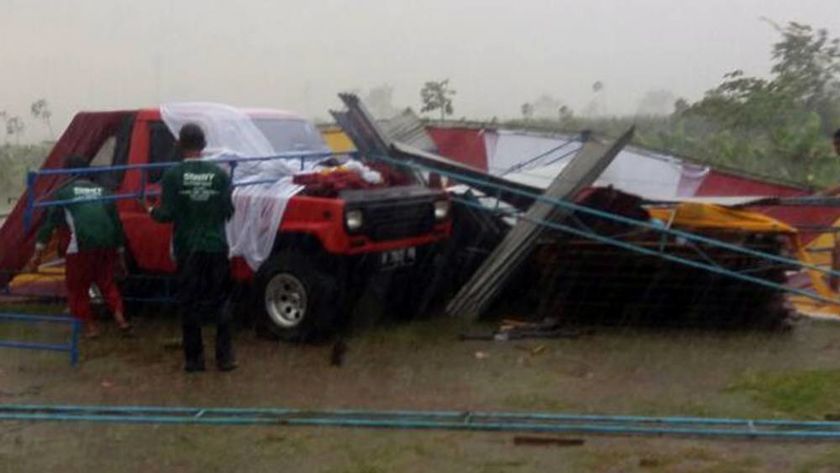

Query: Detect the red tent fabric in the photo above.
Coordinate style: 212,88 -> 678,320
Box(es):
694,169 -> 840,244
0,111 -> 133,287
427,127 -> 489,171
695,169 -> 807,197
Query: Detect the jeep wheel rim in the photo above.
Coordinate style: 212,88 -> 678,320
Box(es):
265,273 -> 308,328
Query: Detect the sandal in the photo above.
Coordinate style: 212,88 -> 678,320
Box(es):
118,323 -> 135,337
84,329 -> 101,339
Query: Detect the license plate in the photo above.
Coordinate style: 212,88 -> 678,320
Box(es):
380,247 -> 417,270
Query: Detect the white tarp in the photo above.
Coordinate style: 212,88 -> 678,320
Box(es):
161,102 -> 380,271
161,103 -> 302,271
485,130 -> 576,175
598,147 -> 684,200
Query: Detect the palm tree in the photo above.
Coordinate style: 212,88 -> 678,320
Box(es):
0,111 -> 7,145
30,99 -> 53,139
420,79 -> 456,121
6,116 -> 25,145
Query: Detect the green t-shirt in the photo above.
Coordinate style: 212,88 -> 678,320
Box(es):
36,179 -> 125,253
151,159 -> 234,259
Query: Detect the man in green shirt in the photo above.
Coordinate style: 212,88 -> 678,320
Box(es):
25,155 -> 130,338
149,123 -> 236,372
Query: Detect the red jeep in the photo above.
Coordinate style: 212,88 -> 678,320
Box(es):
19,107 -> 451,340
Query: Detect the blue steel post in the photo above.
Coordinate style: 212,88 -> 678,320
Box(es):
229,161 -> 237,182
70,319 -> 80,367
23,171 -> 36,231
139,167 -> 147,204
0,313 -> 82,366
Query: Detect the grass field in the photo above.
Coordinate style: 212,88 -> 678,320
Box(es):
4,306 -> 840,472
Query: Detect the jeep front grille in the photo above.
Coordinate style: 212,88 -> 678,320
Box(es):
362,200 -> 435,241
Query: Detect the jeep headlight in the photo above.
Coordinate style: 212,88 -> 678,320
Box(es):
345,209 -> 364,231
433,200 -> 450,220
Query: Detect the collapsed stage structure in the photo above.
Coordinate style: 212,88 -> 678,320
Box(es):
331,95 -> 840,329
2,94 -> 840,332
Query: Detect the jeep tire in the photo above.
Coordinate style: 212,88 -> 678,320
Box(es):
255,251 -> 343,342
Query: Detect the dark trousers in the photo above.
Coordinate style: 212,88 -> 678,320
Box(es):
176,251 -> 233,366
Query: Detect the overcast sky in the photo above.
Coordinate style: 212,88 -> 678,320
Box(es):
1,0 -> 838,141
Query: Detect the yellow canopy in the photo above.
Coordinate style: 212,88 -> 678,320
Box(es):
788,215 -> 840,317
649,202 -> 840,316
648,203 -> 796,234
320,127 -> 355,154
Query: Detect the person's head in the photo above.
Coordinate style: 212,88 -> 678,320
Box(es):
834,128 -> 840,156
178,123 -> 206,158
63,155 -> 89,176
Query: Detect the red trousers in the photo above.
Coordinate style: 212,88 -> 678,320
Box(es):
65,249 -> 124,322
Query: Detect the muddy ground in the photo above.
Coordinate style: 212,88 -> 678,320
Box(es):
4,306 -> 840,472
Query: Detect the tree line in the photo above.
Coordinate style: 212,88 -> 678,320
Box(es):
0,98 -> 53,145
4,21 -> 839,195
511,22 -> 840,187
414,21 -> 840,187
0,100 -> 53,210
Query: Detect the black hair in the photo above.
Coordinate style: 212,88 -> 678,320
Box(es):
178,123 -> 207,152
834,128 -> 840,141
63,155 -> 89,170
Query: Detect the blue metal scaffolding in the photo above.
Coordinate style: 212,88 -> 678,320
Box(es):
0,313 -> 81,366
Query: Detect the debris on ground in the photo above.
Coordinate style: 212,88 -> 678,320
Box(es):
441,182 -> 802,329
459,318 -> 587,341
447,129 -> 635,320
162,338 -> 182,351
528,187 -> 798,329
330,339 -> 348,367
639,458 -> 662,468
512,436 -> 586,447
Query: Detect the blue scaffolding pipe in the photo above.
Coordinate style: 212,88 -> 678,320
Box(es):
33,191 -> 152,209
18,148 -> 839,306
369,152 -> 840,281
539,144 -> 585,168
500,136 -> 580,175
31,150 -> 339,177
0,313 -> 80,366
0,289 -> 176,306
4,404 -> 840,440
33,174 -> 292,210
452,195 -> 838,305
22,150 -> 352,230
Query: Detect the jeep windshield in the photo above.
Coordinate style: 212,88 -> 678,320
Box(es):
252,118 -> 329,154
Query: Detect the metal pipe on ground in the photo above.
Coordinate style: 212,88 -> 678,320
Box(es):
4,404 -> 840,440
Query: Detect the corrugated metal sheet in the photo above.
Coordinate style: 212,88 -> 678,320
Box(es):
446,128 -> 634,319
379,110 -> 438,153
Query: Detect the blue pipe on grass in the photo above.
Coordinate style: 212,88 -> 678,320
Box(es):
5,404 -> 839,430
4,405 -> 840,440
